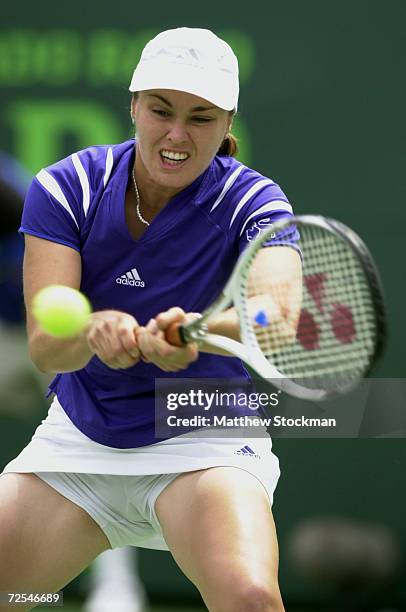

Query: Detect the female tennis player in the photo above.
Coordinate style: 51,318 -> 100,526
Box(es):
0,28 -> 300,612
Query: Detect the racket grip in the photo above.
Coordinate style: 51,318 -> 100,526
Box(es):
165,322 -> 187,347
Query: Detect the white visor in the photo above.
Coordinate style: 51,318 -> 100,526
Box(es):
129,28 -> 239,111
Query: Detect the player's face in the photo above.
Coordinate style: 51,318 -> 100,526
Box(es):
131,90 -> 232,194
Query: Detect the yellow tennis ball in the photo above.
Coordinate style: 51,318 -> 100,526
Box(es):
32,285 -> 91,338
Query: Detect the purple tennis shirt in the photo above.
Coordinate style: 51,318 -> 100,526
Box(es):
20,139 -> 295,447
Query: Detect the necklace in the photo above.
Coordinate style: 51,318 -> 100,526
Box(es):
132,166 -> 150,227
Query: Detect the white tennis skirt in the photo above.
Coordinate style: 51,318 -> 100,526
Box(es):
1,397 -> 281,549
3,396 -> 280,485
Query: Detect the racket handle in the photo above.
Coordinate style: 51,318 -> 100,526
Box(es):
165,322 -> 187,347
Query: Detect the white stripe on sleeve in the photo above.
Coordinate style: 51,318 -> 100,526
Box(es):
36,169 -> 79,229
103,147 -> 114,187
239,201 -> 293,236
209,165 -> 244,213
229,179 -> 274,228
71,153 -> 90,217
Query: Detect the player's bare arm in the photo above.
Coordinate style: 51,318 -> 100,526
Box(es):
206,246 -> 302,347
24,235 -> 141,372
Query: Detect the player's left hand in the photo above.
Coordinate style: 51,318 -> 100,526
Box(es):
135,307 -> 199,372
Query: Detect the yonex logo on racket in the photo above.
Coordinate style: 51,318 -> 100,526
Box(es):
297,272 -> 356,351
116,268 -> 145,287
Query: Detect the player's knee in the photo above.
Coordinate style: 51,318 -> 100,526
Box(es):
230,580 -> 283,612
205,576 -> 284,612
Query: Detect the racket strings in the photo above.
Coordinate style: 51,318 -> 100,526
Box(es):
243,224 -> 377,390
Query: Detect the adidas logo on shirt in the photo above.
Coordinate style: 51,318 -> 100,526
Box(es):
234,445 -> 260,459
116,268 -> 145,287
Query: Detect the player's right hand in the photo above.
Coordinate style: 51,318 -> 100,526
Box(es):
85,310 -> 141,369
135,307 -> 199,372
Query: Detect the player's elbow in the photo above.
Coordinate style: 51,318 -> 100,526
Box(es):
28,336 -> 53,373
31,357 -> 51,374
28,328 -> 93,374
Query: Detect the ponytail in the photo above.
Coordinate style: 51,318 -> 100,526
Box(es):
217,132 -> 239,157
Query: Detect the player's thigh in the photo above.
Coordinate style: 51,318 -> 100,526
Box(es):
155,467 -> 283,611
0,473 -> 110,601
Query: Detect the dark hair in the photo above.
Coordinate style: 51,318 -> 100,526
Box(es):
217,131 -> 238,157
131,93 -> 239,157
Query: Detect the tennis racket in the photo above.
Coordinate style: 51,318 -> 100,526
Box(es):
165,215 -> 386,401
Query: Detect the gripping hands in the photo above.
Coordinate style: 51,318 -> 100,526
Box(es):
86,308 -> 198,372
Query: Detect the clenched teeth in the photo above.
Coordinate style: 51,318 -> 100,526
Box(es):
161,150 -> 189,161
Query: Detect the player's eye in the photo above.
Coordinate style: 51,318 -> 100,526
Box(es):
153,109 -> 170,118
192,116 -> 212,123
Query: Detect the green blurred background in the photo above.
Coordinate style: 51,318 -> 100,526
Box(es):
1,0 -> 405,609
